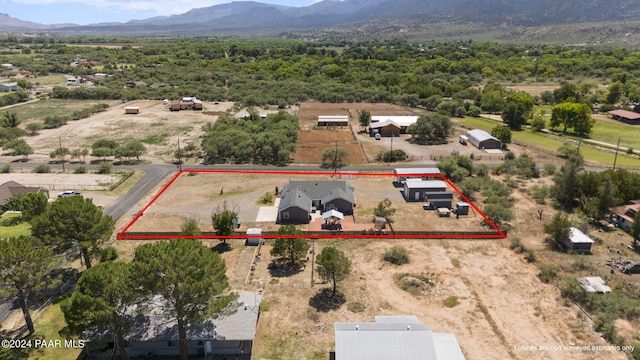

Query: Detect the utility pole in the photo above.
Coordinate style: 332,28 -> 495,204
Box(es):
177,137 -> 182,171
58,137 -> 65,173
613,136 -> 621,171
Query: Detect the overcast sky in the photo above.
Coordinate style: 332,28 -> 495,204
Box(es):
1,0 -> 322,25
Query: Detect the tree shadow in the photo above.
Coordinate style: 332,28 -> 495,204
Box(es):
308,288 -> 346,312
267,260 -> 304,278
211,242 -> 232,254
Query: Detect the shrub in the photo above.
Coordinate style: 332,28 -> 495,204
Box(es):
443,296 -> 459,308
537,263 -> 559,283
33,164 -> 51,173
543,163 -> 556,176
100,247 -> 118,262
383,245 -> 410,265
375,149 -> 407,162
73,166 -> 87,174
258,192 -> 274,205
97,162 -> 112,174
0,164 -> 11,173
347,301 -> 366,313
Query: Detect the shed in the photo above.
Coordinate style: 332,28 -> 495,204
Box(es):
124,106 -> 140,114
318,115 -> 348,127
0,82 -> 22,92
425,192 -> 453,209
466,129 -> 502,150
567,227 -> 594,254
456,202 -> 470,216
403,180 -> 447,202
394,168 -> 441,184
459,135 -> 468,145
245,228 -> 262,246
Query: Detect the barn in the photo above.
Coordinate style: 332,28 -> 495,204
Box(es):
609,109 -> 640,125
371,116 -> 418,133
466,129 -> 501,150
403,179 -> 447,202
318,115 -> 348,127
369,119 -> 400,137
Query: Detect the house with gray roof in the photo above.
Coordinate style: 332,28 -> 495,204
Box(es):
124,292 -> 261,358
0,181 -> 48,208
0,82 -> 22,92
333,316 -> 465,360
278,180 -> 355,224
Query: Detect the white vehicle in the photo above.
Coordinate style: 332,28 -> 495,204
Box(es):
162,99 -> 169,105
58,190 -> 82,198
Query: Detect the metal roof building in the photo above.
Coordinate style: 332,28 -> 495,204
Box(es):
334,316 -> 465,360
466,129 -> 502,150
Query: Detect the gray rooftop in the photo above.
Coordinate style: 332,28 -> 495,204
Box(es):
334,316 -> 465,360
404,180 -> 447,190
280,181 -> 354,211
394,168 -> 441,176
127,292 -> 262,342
466,129 -> 499,143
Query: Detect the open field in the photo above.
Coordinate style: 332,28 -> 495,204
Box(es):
11,99 -> 238,164
249,238 -> 627,360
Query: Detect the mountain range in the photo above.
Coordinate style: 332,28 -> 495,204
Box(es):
2,0 -> 640,35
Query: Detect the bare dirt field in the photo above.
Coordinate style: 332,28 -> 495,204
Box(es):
249,238 -> 625,360
125,172 -> 493,235
293,125 -> 368,165
20,100 -> 237,164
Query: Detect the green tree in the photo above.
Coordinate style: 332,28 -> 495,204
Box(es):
502,92 -> 534,130
5,192 -> 48,221
50,147 -> 70,164
30,196 -> 114,269
181,218 -> 202,236
407,113 -> 452,143
0,236 -> 57,335
321,147 -> 348,171
606,81 -> 623,105
373,198 -> 396,223
271,224 -> 308,267
0,111 -> 20,128
134,239 -> 231,360
544,212 -> 572,252
116,140 -> 147,162
211,209 -> 238,243
26,122 -> 42,136
531,116 -> 546,132
490,126 -> 511,148
358,110 -> 371,130
62,261 -> 146,360
552,152 -> 583,210
5,139 -> 33,161
550,102 -> 594,135
316,246 -> 351,296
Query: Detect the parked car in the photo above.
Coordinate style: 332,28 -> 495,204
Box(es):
58,190 -> 82,198
375,133 -> 381,140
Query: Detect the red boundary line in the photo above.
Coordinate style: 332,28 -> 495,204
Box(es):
117,169 -> 506,240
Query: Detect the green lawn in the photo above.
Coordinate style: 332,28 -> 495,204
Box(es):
589,118 -> 640,149
460,116 -> 640,168
0,212 -> 31,238
30,303 -> 82,360
29,75 -> 67,86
